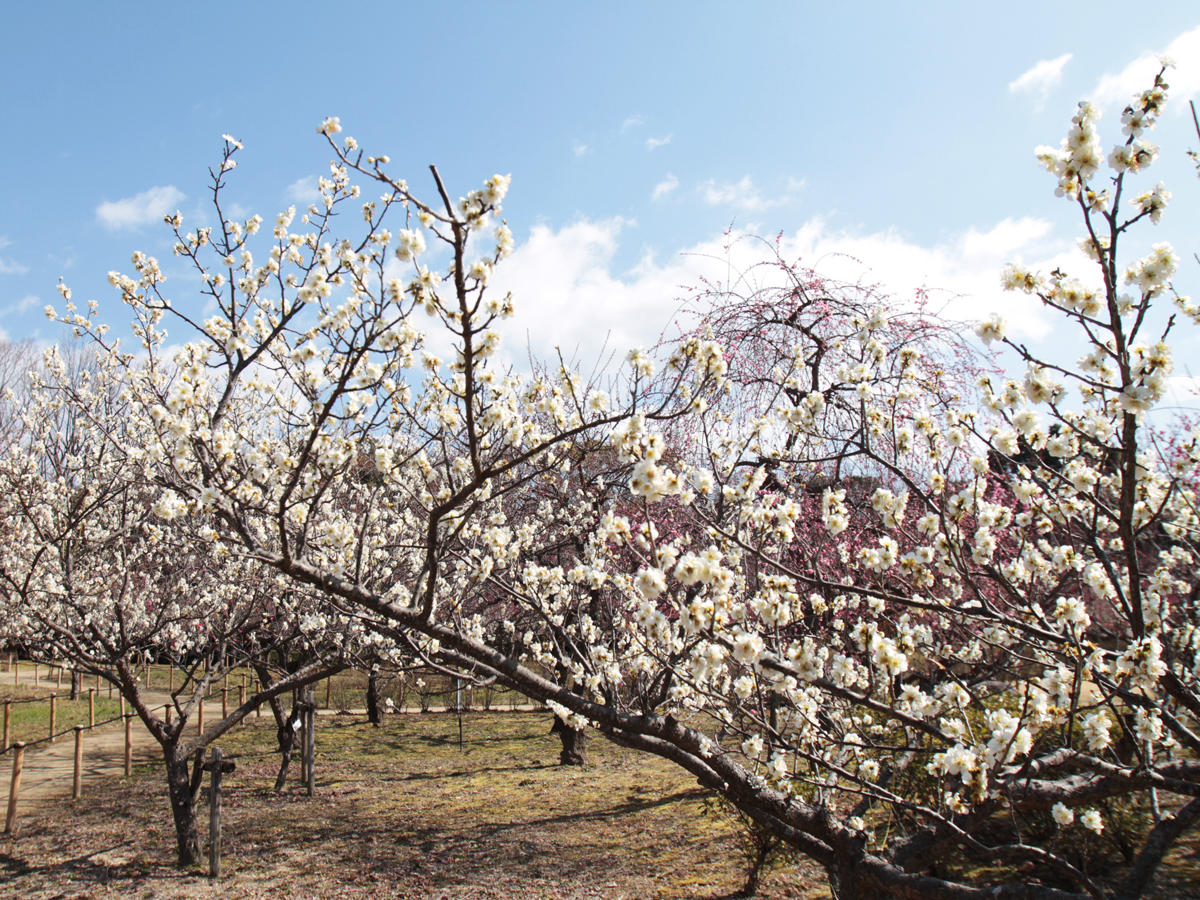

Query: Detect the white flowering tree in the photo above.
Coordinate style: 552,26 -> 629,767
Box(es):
49,63 -> 1200,895
0,352 -> 356,867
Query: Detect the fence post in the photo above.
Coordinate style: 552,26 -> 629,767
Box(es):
2,701 -> 8,751
33,662 -> 39,685
72,725 -> 84,800
94,672 -> 100,692
169,666 -> 173,693
221,688 -> 228,720
49,693 -> 57,743
209,747 -> 223,878
4,742 -> 25,834
124,714 -> 132,778
119,695 -> 125,719
198,697 -> 204,736
305,689 -> 315,797
165,704 -> 173,726
55,666 -> 62,691
11,658 -> 16,687
88,689 -> 95,728
238,684 -> 245,725
325,675 -> 332,709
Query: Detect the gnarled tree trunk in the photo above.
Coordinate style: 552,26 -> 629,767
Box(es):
550,715 -> 588,766
164,752 -> 202,868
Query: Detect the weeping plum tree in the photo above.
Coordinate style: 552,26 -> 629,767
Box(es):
46,62 -> 1200,897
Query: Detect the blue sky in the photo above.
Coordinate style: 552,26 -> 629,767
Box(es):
2,2 -> 1198,393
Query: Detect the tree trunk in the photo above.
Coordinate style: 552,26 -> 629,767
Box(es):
274,721 -> 297,791
550,715 -> 588,766
165,753 -> 202,868
366,669 -> 382,726
70,669 -> 81,701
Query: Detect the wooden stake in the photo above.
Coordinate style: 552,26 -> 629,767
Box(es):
49,693 -> 57,743
56,666 -> 62,691
221,687 -> 228,720
2,701 -> 8,751
305,689 -> 315,797
198,697 -> 204,735
4,742 -> 25,834
88,689 -> 95,728
123,715 -> 132,778
208,747 -> 223,878
11,659 -> 16,687
169,666 -> 173,693
238,684 -> 245,724
33,663 -> 39,685
72,726 -> 84,799
325,675 -> 332,709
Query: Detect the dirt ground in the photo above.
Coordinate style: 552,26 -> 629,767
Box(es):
0,711 -> 831,900
1,709 -> 1197,900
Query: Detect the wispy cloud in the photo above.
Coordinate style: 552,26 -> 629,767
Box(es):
699,175 -> 803,211
95,186 -> 185,231
573,143 -> 590,157
0,258 -> 28,276
286,176 -> 322,205
1009,53 -> 1073,108
621,114 -> 645,132
1092,26 -> 1200,111
652,174 -> 679,200
646,134 -> 672,150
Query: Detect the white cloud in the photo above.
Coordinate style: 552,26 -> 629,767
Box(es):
573,143 -> 589,157
0,295 -> 38,317
646,134 -> 672,150
1009,53 -> 1073,108
0,236 -> 11,249
488,214 -> 1074,373
286,176 -> 322,205
0,258 -> 28,276
700,175 -> 803,211
652,174 -> 679,200
95,185 -> 185,231
1092,26 -> 1200,111
621,115 -> 646,132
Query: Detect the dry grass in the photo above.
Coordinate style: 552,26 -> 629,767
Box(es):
0,711 -> 829,899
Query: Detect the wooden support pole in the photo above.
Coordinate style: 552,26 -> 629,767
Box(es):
221,687 -> 228,720
238,684 -> 245,724
325,675 -> 332,709
2,701 -> 8,752
305,689 -> 315,797
56,666 -> 62,691
198,697 -> 204,736
94,672 -> 100,691
88,689 -> 95,728
208,746 -> 224,879
119,695 -> 125,719
72,726 -> 84,799
33,663 -> 39,685
165,704 -> 173,726
5,743 -> 25,834
169,666 -> 174,693
206,748 -> 225,883
123,715 -> 133,778
11,659 -> 16,687
49,693 -> 57,743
